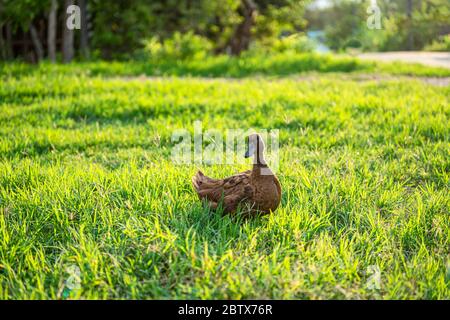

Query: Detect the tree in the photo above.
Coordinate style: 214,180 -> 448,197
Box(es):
47,0 -> 58,62
0,0 -> 50,62
308,0 -> 450,52
0,24 -> 8,60
227,0 -> 308,55
406,0 -> 414,50
29,23 -> 44,61
88,0 -> 307,58
62,0 -> 75,63
228,0 -> 257,55
4,24 -> 12,60
79,0 -> 90,59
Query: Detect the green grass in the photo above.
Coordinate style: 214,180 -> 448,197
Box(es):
0,58 -> 449,299
2,52 -> 450,78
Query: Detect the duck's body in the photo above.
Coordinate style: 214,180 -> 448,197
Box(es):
192,134 -> 281,216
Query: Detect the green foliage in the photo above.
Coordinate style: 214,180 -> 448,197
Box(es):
424,35 -> 450,52
252,33 -> 315,54
89,0 -> 158,59
0,63 -> 449,299
0,0 -> 50,30
87,0 -> 308,59
358,16 -> 404,52
311,0 -> 450,52
1,0 -> 311,60
143,32 -> 213,61
253,0 -> 308,44
322,0 -> 365,51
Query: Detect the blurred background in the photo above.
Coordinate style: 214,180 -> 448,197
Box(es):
0,0 -> 449,63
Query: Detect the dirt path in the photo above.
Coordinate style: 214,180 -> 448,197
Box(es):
358,51 -> 450,69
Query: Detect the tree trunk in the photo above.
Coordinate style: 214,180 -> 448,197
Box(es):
62,0 -> 75,63
79,0 -> 90,59
5,23 -> 13,59
0,24 -> 5,60
407,0 -> 414,50
30,23 -> 44,62
48,0 -> 58,62
228,0 -> 257,55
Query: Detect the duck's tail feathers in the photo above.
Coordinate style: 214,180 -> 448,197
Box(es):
192,170 -> 205,192
192,170 -> 221,199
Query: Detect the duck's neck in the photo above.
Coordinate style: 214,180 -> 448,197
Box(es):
253,155 -> 267,166
253,142 -> 267,166
252,149 -> 271,177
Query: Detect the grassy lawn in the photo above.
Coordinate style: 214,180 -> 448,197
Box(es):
2,52 -> 450,78
0,56 -> 449,299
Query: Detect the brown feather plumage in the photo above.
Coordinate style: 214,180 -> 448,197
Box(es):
192,134 -> 281,216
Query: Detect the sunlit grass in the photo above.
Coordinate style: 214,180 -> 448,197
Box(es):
1,52 -> 449,78
0,64 -> 449,299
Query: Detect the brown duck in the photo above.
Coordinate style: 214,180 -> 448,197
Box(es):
192,133 -> 281,215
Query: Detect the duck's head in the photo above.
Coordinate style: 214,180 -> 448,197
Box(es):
244,133 -> 265,159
